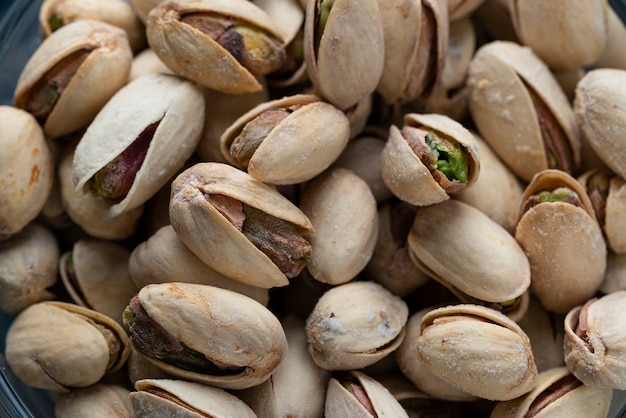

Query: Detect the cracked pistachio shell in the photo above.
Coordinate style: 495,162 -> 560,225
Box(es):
326,371 -> 410,418
220,94 -> 350,184
300,168 -> 378,285
564,291 -> 626,390
5,301 -> 131,391
515,169 -> 606,314
416,304 -> 538,401
305,281 -> 408,370
0,106 -> 54,239
0,223 -> 58,316
131,379 -> 256,418
129,225 -> 269,306
508,0 -> 608,71
127,282 -> 287,389
304,0 -> 385,110
169,162 -> 314,289
467,41 -> 581,182
13,20 -> 132,138
73,73 -> 204,217
55,383 -> 134,418
490,367 -> 613,418
575,68 -> 626,180
381,113 -> 480,207
146,0 -> 285,94
60,239 -> 138,325
408,199 -> 531,320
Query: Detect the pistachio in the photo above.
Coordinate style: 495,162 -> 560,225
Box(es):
447,0 -> 485,21
55,383 -> 134,418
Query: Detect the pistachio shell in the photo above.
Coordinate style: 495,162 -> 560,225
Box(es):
253,0 -> 304,45
594,7 -> 626,70
55,383 -> 134,418
129,0 -> 161,24
600,252 -> 626,294
447,0 -> 485,20
129,48 -> 174,81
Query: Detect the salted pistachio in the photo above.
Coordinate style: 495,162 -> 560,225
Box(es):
515,169 -> 607,314
5,301 -> 131,391
73,73 -> 204,217
55,383 -> 134,418
447,0 -> 485,20
416,304 -> 538,401
467,40 -> 582,182
131,379 -> 256,418
39,0 -> 146,52
129,225 -> 269,306
60,239 -> 137,325
123,282 -> 287,390
0,223 -> 58,316
220,94 -> 350,184
169,162 -> 314,288
13,20 -> 132,138
146,0 -> 285,94
490,367 -> 613,418
305,280 -> 408,370
575,68 -> 626,180
0,106 -> 54,239
594,6 -> 626,70
381,113 -> 480,207
407,199 -> 530,321
601,252 -> 626,294
325,371 -> 410,418
304,0 -> 384,110
300,168 -> 378,285
508,0 -> 608,71
128,48 -> 174,81
564,291 -> 626,390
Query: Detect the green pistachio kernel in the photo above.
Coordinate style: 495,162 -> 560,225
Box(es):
425,131 -> 468,183
49,15 -> 63,32
537,187 -> 574,203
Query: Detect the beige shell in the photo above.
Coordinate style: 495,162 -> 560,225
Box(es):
447,0 -> 485,20
381,113 -> 480,207
490,367 -> 613,418
253,0 -> 304,45
127,347 -> 173,385
416,304 -> 538,401
467,40 -> 581,182
129,0 -> 161,24
73,73 -> 205,217
55,383 -> 134,418
304,0 -> 385,110
601,252 -> 626,294
14,20 -> 132,138
515,169 -> 607,314
305,280 -> 408,370
169,162 -> 314,288
131,379 -> 256,417
564,291 -> 626,390
0,106 -> 54,239
300,168 -> 379,285
594,6 -> 626,70
130,282 -> 287,390
220,94 -> 350,184
128,48 -> 174,81
146,0 -> 284,94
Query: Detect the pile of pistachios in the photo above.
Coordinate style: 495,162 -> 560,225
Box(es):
2,0 -> 626,416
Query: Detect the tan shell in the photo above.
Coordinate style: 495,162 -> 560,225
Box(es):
447,0 -> 485,20
127,347 -> 173,385
515,169 -> 607,314
169,162 -> 313,288
253,0 -> 304,45
381,113 -> 480,207
73,73 -> 205,217
129,0 -> 161,24
305,280 -> 408,370
132,282 -> 287,390
564,291 -> 626,390
300,168 -> 379,285
13,20 -> 132,138
600,252 -> 626,294
55,383 -> 134,418
490,367 -> 613,418
131,379 -> 256,417
467,40 -> 581,182
146,0 -> 284,94
220,94 -> 350,184
0,106 -> 54,239
304,0 -> 385,110
594,6 -> 626,70
416,304 -> 538,401
128,48 -> 174,81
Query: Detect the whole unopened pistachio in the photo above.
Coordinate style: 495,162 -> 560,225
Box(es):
55,383 -> 134,418
13,20 -> 132,138
169,162 -> 314,289
0,106 -> 54,239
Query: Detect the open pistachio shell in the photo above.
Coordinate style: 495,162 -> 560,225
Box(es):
515,169 -> 606,314
169,162 -> 314,289
13,20 -> 132,138
564,291 -> 626,390
131,379 -> 256,417
416,304 -> 538,401
220,94 -> 350,185
55,383 -> 134,418
124,282 -> 287,390
253,0 -> 304,45
467,40 -> 581,182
